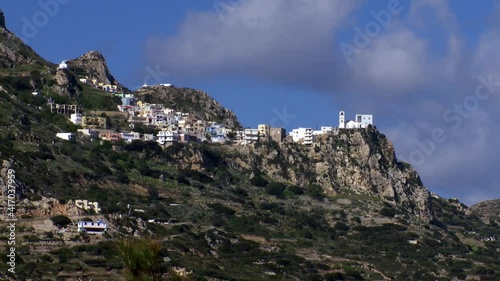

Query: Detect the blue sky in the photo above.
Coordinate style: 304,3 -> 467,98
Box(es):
2,0 -> 500,205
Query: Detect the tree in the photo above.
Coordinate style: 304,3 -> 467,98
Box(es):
266,182 -> 286,197
379,207 -> 396,218
147,186 -> 159,202
250,174 -> 268,187
50,215 -> 72,228
226,131 -> 237,140
307,184 -> 325,200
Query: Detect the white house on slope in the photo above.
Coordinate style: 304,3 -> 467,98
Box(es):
69,113 -> 82,125
157,131 -> 179,145
56,132 -> 75,141
339,111 -> 373,129
77,219 -> 108,234
57,60 -> 68,70
243,129 -> 259,144
290,128 -> 314,145
120,132 -> 141,143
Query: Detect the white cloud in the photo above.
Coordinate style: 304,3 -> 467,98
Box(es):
146,0 -> 359,82
349,28 -> 428,94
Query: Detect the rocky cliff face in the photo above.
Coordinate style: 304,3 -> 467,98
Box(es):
0,16 -> 51,68
134,85 -> 242,129
0,10 -> 6,29
52,67 -> 81,97
66,50 -> 119,86
170,127 -> 433,221
0,160 -> 26,203
469,199 -> 500,224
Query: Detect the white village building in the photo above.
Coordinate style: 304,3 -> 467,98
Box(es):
339,111 -> 373,129
56,132 -> 75,141
120,132 -> 141,143
243,128 -> 259,144
290,128 -> 314,145
57,60 -> 68,70
157,130 -> 179,145
69,113 -> 82,125
77,219 -> 108,234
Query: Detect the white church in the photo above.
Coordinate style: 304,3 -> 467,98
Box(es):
339,111 -> 373,129
289,111 -> 374,145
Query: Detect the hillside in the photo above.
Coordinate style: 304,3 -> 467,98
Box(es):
470,199 -> 500,225
0,14 -> 51,69
0,10 -> 498,281
134,85 -> 242,129
66,50 -> 124,91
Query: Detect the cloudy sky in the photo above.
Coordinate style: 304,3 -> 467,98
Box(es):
3,0 -> 500,205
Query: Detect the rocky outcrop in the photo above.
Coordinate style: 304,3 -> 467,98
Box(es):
0,10 -> 6,29
134,85 -> 242,128
169,127 -> 433,221
52,67 -> 80,96
17,197 -> 83,217
67,50 -> 119,86
0,160 -> 24,202
469,199 -> 500,224
0,16 -> 51,68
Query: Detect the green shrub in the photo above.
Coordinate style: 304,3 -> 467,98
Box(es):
307,184 -> 325,200
379,207 -> 396,217
265,182 -> 286,197
324,272 -> 345,281
209,203 -> 236,216
286,185 -> 304,195
50,215 -> 72,228
334,222 -> 350,232
181,169 -> 214,183
250,174 -> 268,187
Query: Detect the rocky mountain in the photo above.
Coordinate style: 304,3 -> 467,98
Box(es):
66,50 -> 120,86
170,127 -> 432,221
0,13 -> 51,68
470,199 -> 500,224
135,85 -> 242,128
0,9 -> 5,29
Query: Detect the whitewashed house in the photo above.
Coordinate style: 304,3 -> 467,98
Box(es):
77,219 -> 108,234
290,128 -> 314,145
244,129 -> 259,144
143,134 -> 156,142
346,120 -> 362,129
339,111 -> 373,129
57,60 -> 68,70
355,114 -> 373,128
157,131 -> 179,145
56,132 -> 75,141
69,113 -> 82,125
313,126 -> 335,136
120,132 -> 141,143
